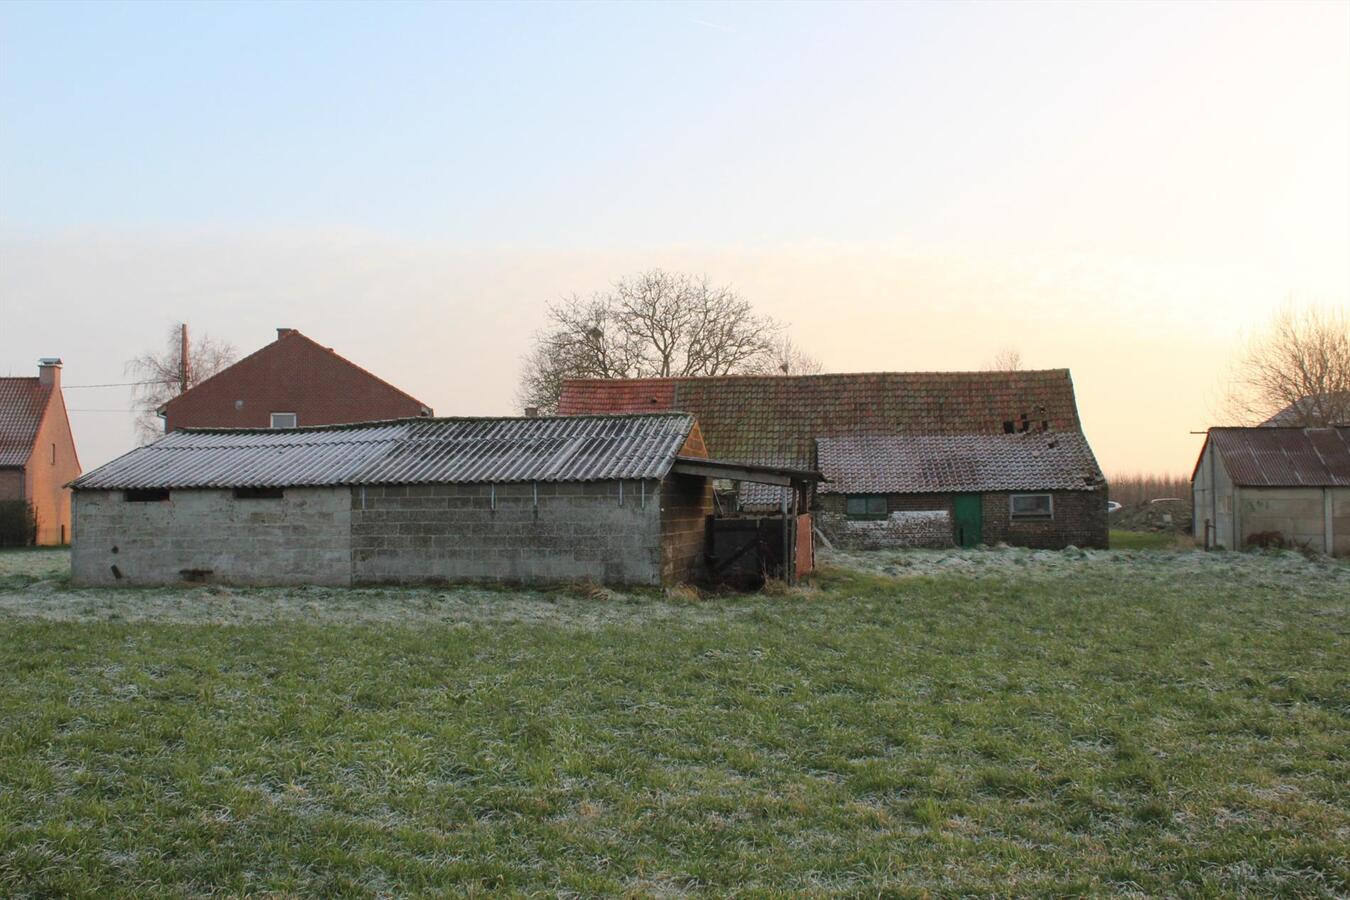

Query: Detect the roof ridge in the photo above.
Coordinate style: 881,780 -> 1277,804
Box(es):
177,411 -> 695,435
563,368 -> 1072,385
160,329 -> 430,413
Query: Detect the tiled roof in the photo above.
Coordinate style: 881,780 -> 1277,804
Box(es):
559,370 -> 1084,470
816,432 -> 1105,494
160,330 -> 431,430
0,378 -> 53,468
1204,426 -> 1350,488
72,414 -> 697,490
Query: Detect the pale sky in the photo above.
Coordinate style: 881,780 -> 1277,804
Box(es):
2,1 -> 1347,475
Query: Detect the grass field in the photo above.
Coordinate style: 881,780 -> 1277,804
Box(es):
1109,529 -> 1183,550
1,548 -> 1347,896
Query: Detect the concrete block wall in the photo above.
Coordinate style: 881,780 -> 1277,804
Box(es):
660,473 -> 712,583
1239,486 -> 1348,555
71,487 -> 352,586
350,480 -> 664,586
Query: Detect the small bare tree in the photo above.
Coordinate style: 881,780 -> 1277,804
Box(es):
127,323 -> 238,441
772,336 -> 824,375
1226,305 -> 1350,426
990,347 -> 1024,372
518,270 -> 794,412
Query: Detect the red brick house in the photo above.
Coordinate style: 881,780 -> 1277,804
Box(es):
160,329 -> 432,433
558,370 -> 1108,549
0,359 -> 81,545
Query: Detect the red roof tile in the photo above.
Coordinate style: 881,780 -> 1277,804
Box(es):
0,378 -> 53,467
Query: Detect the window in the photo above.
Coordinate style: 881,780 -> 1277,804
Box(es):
124,488 -> 170,503
846,495 -> 888,519
270,412 -> 298,429
1010,493 -> 1053,519
233,487 -> 285,500
51,443 -> 56,465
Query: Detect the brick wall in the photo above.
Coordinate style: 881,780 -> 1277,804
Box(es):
25,388 -> 80,545
816,493 -> 955,549
351,480 -> 664,586
71,487 -> 352,586
816,494 -> 954,550
980,490 -> 1107,549
660,473 -> 711,583
162,331 -> 427,432
817,490 -> 1107,550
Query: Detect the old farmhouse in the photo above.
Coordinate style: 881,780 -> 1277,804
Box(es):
0,359 -> 81,545
160,328 -> 432,433
1192,426 -> 1350,555
70,414 -> 816,587
559,370 -> 1108,549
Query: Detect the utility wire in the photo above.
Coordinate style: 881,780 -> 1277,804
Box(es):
62,380 -> 168,389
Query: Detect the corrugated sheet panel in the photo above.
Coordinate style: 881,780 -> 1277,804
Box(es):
816,431 -> 1105,494
72,414 -> 697,490
1211,427 -> 1350,487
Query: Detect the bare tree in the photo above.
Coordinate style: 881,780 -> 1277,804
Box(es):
518,270 -> 794,412
990,347 -> 1024,372
772,336 -> 824,375
127,322 -> 238,441
1226,305 -> 1350,426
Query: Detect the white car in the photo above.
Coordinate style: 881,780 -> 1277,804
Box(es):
1106,501 -> 1123,513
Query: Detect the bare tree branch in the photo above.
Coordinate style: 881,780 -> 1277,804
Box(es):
1224,304 -> 1350,426
126,322 -> 238,442
990,347 -> 1024,372
517,270 -> 806,412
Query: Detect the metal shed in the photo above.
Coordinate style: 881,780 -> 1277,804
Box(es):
1192,426 -> 1350,555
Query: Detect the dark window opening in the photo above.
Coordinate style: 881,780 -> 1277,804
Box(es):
1010,493 -> 1053,519
1002,420 -> 1015,434
234,487 -> 285,500
124,489 -> 170,503
846,495 -> 888,519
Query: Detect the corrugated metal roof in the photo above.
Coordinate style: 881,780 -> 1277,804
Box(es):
71,414 -> 697,490
816,431 -> 1105,494
1209,426 -> 1350,487
0,378 -> 52,468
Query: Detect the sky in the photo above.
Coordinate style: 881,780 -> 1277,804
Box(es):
2,0 -> 1347,474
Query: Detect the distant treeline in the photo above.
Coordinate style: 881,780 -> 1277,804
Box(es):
1109,473 -> 1191,507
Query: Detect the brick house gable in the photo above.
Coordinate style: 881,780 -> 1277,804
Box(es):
160,329 -> 431,433
1,363 -> 81,544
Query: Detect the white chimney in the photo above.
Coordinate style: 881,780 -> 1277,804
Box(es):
38,358 -> 62,388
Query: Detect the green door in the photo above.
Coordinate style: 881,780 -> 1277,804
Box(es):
953,493 -> 983,548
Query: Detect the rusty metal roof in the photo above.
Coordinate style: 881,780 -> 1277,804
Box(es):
71,414 -> 697,490
1207,426 -> 1350,487
816,431 -> 1105,494
0,378 -> 52,468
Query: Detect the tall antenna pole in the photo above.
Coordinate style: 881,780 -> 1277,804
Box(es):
179,323 -> 191,394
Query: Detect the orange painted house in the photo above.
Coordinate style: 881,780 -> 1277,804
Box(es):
160,329 -> 432,433
0,359 -> 81,545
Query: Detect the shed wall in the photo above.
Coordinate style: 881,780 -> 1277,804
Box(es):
1238,487 -> 1335,553
71,487 -> 352,586
1192,442 -> 1237,549
350,480 -> 664,586
816,489 -> 1107,549
981,490 -> 1107,549
659,473 -> 712,583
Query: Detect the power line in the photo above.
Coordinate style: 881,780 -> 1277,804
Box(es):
61,383 -> 165,391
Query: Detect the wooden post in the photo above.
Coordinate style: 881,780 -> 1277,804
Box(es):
179,323 -> 191,394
